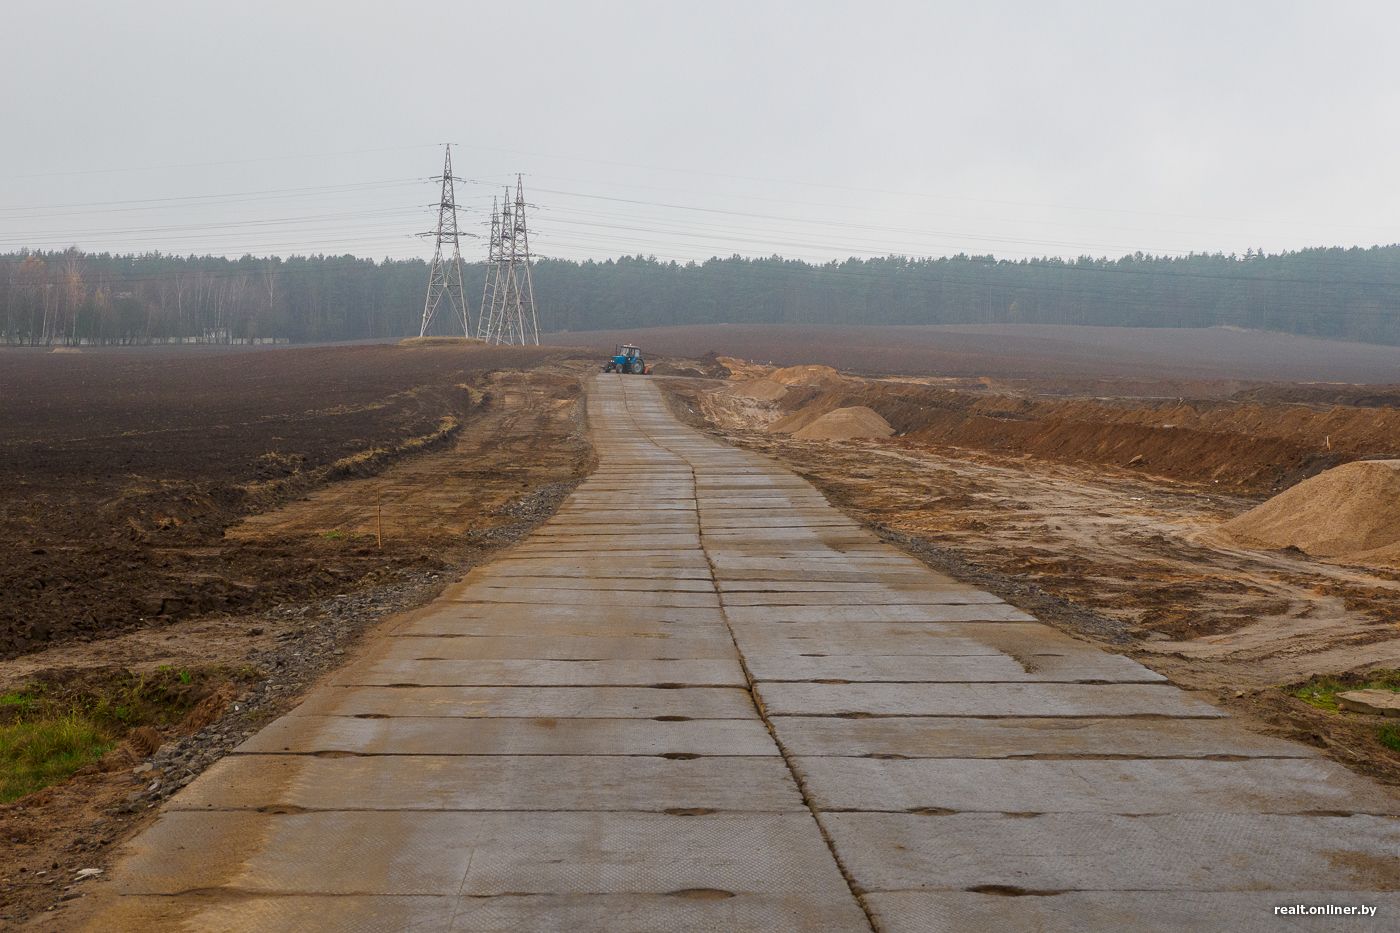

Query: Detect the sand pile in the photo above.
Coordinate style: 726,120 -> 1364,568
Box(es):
790,406 -> 895,441
722,378 -> 789,401
769,364 -> 848,387
1224,459 -> 1400,561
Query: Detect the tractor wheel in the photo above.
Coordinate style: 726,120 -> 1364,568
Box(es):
628,359 -> 645,374
603,362 -> 615,373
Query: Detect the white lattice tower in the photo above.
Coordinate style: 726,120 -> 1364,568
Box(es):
419,145 -> 471,337
477,176 -> 539,345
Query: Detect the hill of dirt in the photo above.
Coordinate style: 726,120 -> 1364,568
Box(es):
769,364 -> 849,387
758,380 -> 1400,493
1224,460 -> 1400,562
789,406 -> 894,441
722,378 -> 789,401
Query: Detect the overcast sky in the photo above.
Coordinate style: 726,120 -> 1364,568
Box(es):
2,1 -> 1398,264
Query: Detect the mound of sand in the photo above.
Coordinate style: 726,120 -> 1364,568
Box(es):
722,378 -> 789,401
1224,459 -> 1400,560
791,406 -> 894,441
769,364 -> 848,387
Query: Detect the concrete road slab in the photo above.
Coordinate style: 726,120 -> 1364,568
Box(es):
773,716 -> 1317,759
83,893 -> 875,933
395,620 -> 730,641
796,757 -> 1397,814
529,523 -> 700,537
707,558 -> 933,574
711,569 -> 938,584
471,564 -> 714,580
294,685 -> 757,719
694,497 -> 831,507
729,621 -> 1162,682
733,624 -> 995,656
558,496 -> 697,507
470,555 -> 712,572
331,658 -> 747,687
707,554 -> 928,569
457,588 -> 720,608
239,716 -> 771,756
864,891 -> 1399,933
717,580 -> 974,593
463,575 -> 716,591
526,509 -> 697,523
725,604 -> 1036,623
399,605 -> 727,631
745,653 -> 1026,682
114,812 -> 861,897
702,538 -> 888,552
179,755 -> 799,811
700,508 -> 855,521
720,590 -> 1006,607
505,542 -> 699,552
509,534 -> 700,550
822,812 -> 1400,892
759,682 -> 1228,717
742,652 -> 1164,684
380,634 -> 738,661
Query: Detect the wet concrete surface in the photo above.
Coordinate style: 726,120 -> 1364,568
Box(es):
75,376 -> 1399,931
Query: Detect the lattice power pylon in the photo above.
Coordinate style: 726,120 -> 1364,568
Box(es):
419,145 -> 471,337
476,176 -> 539,345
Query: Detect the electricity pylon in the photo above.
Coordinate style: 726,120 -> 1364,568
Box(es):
419,145 -> 470,337
476,175 -> 539,345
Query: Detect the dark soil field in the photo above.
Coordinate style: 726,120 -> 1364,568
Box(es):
547,322 -> 1400,383
0,342 -> 603,925
0,343 -> 583,659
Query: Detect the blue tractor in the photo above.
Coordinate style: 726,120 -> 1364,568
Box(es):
603,344 -> 648,375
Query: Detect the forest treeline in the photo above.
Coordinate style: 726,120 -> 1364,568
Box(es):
3,245 -> 1400,346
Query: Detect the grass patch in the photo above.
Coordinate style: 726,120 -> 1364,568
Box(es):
1378,724 -> 1400,754
1,714 -> 117,803
1291,669 -> 1400,713
0,664 -> 263,803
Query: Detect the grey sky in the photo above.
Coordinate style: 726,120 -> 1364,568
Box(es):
3,1 -> 1398,263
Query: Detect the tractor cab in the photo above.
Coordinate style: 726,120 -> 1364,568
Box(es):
604,344 -> 648,375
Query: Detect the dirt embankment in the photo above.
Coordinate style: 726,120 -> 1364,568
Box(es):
767,380 -> 1400,494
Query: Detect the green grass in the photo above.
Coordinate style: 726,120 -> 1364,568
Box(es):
0,664 -> 264,803
1292,670 -> 1400,713
1378,724 -> 1400,754
0,714 -> 116,803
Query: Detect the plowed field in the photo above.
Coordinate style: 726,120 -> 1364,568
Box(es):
0,343 -> 589,660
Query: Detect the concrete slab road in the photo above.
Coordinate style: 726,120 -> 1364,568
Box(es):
75,376 -> 1399,932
